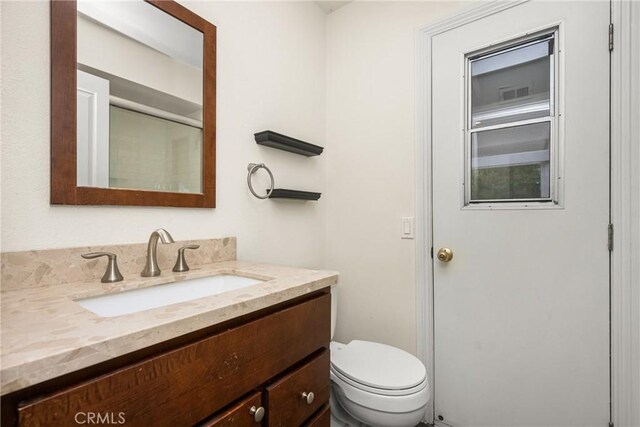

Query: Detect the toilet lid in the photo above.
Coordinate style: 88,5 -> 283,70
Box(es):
331,340 -> 426,390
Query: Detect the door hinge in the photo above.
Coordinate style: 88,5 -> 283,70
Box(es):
608,223 -> 614,251
609,422 -> 614,427
609,23 -> 614,52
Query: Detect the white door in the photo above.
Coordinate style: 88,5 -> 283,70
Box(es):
77,69 -> 110,188
431,2 -> 610,426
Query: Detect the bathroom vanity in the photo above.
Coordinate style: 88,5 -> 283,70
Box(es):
0,237 -> 337,426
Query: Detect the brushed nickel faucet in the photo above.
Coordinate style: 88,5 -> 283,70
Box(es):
81,252 -> 124,283
172,245 -> 200,273
141,229 -> 175,277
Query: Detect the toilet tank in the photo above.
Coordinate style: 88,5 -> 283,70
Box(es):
331,285 -> 337,339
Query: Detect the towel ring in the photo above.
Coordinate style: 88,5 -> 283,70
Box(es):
247,163 -> 275,199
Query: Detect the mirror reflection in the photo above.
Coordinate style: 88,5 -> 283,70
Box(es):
76,0 -> 204,194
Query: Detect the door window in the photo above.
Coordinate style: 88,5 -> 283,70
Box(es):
465,30 -> 558,205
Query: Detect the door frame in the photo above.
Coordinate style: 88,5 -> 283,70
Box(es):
414,1 -> 640,425
609,1 -> 640,425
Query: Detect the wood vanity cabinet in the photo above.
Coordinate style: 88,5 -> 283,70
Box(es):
266,350 -> 330,426
198,391 -> 263,427
303,405 -> 331,426
3,291 -> 331,427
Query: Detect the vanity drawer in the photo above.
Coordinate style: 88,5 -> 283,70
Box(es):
199,391 -> 263,427
17,293 -> 330,427
266,350 -> 330,427
304,404 -> 330,426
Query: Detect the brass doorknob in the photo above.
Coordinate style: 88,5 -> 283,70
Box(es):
437,248 -> 453,262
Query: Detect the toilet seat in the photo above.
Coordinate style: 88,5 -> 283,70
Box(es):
331,365 -> 428,397
330,340 -> 427,391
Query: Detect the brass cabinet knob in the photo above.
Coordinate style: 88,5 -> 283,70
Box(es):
437,247 -> 453,262
301,391 -> 314,404
249,406 -> 265,422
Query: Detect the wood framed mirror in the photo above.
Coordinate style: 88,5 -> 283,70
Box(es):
51,0 -> 216,208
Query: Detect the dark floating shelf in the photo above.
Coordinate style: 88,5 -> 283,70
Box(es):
268,189 -> 321,201
255,130 -> 324,157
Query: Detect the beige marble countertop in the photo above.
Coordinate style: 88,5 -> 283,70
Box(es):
0,261 -> 338,396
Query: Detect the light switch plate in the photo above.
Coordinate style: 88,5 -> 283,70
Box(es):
401,217 -> 415,239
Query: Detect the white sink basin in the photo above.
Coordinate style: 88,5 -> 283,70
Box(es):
76,274 -> 264,317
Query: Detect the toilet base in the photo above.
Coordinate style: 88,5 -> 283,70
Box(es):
331,389 -> 363,426
330,383 -> 427,427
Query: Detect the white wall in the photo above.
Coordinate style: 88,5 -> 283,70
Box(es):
0,1 -> 327,271
325,1 -> 470,354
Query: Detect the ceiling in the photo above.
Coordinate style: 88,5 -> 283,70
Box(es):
313,1 -> 352,14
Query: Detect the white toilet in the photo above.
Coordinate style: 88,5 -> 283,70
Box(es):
330,287 -> 430,427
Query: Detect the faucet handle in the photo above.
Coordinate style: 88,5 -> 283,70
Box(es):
172,245 -> 200,273
81,252 -> 124,283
